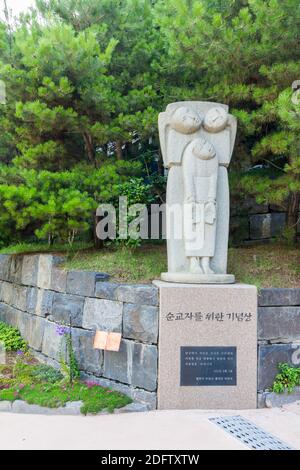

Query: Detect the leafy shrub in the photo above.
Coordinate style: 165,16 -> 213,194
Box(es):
0,322 -> 27,352
0,361 -> 132,414
272,363 -> 300,394
32,364 -> 63,384
110,177 -> 158,248
0,377 -> 15,389
13,362 -> 36,385
0,161 -> 143,246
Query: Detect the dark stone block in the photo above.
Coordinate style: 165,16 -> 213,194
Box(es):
259,288 -> 300,307
50,267 -> 67,293
270,212 -> 286,236
95,273 -> 111,282
265,387 -> 300,408
26,287 -> 38,314
95,282 -> 120,300
0,255 -> 11,281
258,306 -> 300,342
66,271 -> 97,297
51,292 -> 85,327
35,289 -> 54,317
258,344 -> 300,391
103,339 -> 158,391
103,339 -> 133,385
11,284 -> 28,311
0,302 -> 19,326
116,284 -> 159,306
21,255 -> 39,286
72,328 -> 103,375
132,343 -> 158,392
17,313 -> 45,351
249,213 -> 285,240
42,321 -> 67,361
250,214 -> 271,240
9,256 -> 23,283
270,204 -> 286,213
82,297 -> 123,332
123,303 -> 158,344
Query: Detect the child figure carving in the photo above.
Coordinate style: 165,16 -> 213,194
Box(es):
183,137 -> 218,275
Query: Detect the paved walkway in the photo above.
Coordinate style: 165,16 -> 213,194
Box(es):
0,404 -> 300,450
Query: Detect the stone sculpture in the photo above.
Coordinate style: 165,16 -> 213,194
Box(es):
158,101 -> 237,283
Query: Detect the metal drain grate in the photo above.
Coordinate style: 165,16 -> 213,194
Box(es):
209,415 -> 294,450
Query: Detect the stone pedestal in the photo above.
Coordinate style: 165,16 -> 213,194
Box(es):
161,272 -> 235,284
155,281 -> 257,410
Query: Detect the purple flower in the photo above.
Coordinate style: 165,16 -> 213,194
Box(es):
16,350 -> 24,356
55,325 -> 70,337
85,380 -> 99,389
0,384 -> 10,390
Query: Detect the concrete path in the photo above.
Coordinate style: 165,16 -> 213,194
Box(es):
0,406 -> 299,450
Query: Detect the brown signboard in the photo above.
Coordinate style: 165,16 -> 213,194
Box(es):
93,331 -> 121,352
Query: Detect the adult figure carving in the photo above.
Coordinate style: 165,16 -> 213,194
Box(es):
158,101 -> 237,283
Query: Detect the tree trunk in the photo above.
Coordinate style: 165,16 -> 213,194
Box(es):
115,141 -> 123,160
158,148 -> 164,176
286,191 -> 300,242
83,132 -> 96,166
93,213 -> 104,249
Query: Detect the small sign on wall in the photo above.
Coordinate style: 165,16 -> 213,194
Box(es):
93,331 -> 121,352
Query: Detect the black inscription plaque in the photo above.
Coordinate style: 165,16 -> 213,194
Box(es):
180,346 -> 237,386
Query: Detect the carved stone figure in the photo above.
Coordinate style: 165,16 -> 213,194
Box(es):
183,137 -> 218,275
158,101 -> 237,283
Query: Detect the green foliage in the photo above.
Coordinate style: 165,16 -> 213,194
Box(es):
0,241 -> 93,255
0,322 -> 27,352
0,0 -> 162,168
62,333 -> 80,385
1,0 -> 300,245
13,356 -> 37,385
272,363 -> 300,394
56,324 -> 80,385
2,381 -> 132,414
154,0 -> 300,239
111,177 -> 157,248
116,178 -> 156,207
32,364 -> 63,384
0,355 -> 131,414
0,20 -> 118,169
0,161 -> 142,246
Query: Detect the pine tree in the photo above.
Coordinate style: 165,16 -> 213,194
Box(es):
155,0 -> 300,239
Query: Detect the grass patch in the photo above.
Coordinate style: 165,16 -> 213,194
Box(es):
64,244 -> 167,283
228,244 -> 300,288
64,243 -> 300,287
4,382 -> 131,414
0,241 -> 93,255
1,241 -> 299,287
0,354 -> 131,414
